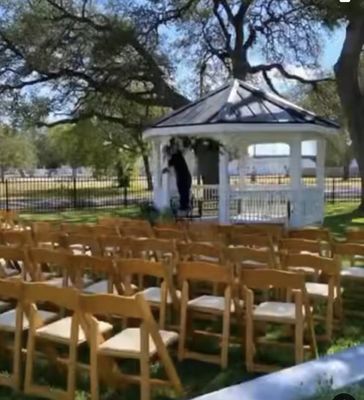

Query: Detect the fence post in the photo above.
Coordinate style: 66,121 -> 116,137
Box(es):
331,177 -> 336,204
123,186 -> 128,207
73,176 -> 77,208
5,179 -> 9,212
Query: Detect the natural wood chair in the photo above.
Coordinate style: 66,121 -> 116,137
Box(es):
0,230 -> 33,247
60,223 -> 93,235
31,221 -> 60,235
0,211 -> 20,230
224,246 -> 275,273
186,223 -> 223,244
115,259 -> 179,328
333,242 -> 364,317
0,245 -> 32,280
154,228 -> 187,242
23,283 -> 112,399
177,261 -> 235,369
79,292 -> 182,400
70,254 -> 117,294
279,238 -> 325,273
0,279 -> 23,391
288,228 -> 332,256
63,233 -> 102,256
241,269 -> 317,372
228,233 -> 275,260
90,225 -> 119,237
97,216 -> 132,227
177,241 -> 225,263
119,220 -> 154,238
282,253 -> 342,341
32,230 -> 65,250
288,228 -> 331,241
345,229 -> 364,243
28,247 -> 72,287
98,235 -> 133,258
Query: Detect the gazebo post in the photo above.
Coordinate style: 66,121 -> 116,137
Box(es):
238,143 -> 248,190
316,138 -> 326,224
151,139 -> 162,208
289,138 -> 303,227
219,146 -> 230,224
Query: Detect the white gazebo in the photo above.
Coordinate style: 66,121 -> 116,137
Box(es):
143,80 -> 340,227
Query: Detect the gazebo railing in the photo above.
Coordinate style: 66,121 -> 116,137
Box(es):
230,188 -> 291,223
190,184 -> 323,226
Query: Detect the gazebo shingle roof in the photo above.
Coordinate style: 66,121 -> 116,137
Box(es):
151,80 -> 339,129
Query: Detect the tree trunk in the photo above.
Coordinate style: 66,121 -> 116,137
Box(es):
142,152 -> 153,191
334,15 -> 364,209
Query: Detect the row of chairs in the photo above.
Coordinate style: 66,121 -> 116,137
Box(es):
0,279 -> 182,400
0,244 -> 344,371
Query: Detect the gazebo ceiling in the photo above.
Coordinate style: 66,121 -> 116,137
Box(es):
144,79 -> 340,140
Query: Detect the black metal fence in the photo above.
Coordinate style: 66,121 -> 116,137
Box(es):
0,175 -> 361,213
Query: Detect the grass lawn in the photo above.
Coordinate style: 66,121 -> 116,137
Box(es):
1,202 -> 362,399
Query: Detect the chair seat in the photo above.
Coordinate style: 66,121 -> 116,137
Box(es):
142,287 -> 181,305
0,309 -> 57,332
188,295 -> 240,313
305,282 -> 341,298
36,316 -> 113,345
84,280 -> 110,294
341,267 -> 364,279
253,301 -> 302,322
98,327 -> 179,358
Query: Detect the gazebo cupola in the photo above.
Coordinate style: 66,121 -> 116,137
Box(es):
143,80 -> 340,227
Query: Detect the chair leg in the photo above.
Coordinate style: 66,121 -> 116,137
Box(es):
326,299 -> 334,341
24,328 -> 36,394
13,307 -> 23,391
295,319 -> 304,364
245,312 -> 254,372
221,307 -> 231,369
67,319 -> 78,399
140,324 -> 151,400
178,303 -> 187,362
89,330 -> 100,400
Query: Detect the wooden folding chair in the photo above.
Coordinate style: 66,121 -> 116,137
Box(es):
178,241 -> 225,263
242,269 -> 317,372
70,254 -> 117,294
228,232 -> 274,250
0,279 -> 23,390
98,216 -> 132,227
154,228 -> 186,242
120,220 -> 154,239
177,261 -> 235,369
224,246 -> 275,273
187,223 -> 223,244
115,259 -> 179,329
23,283 -> 112,399
0,245 -> 32,280
63,233 -> 102,256
80,292 -> 182,400
28,247 -> 72,287
90,225 -> 119,237
279,238 -> 324,273
0,230 -> 33,247
98,235 -> 132,258
0,211 -> 20,230
31,221 -> 60,235
333,242 -> 364,317
32,230 -> 65,250
282,253 -> 342,341
288,228 -> 332,256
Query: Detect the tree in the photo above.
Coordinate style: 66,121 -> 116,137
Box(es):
0,125 -> 37,182
301,81 -> 353,180
0,2 -> 333,173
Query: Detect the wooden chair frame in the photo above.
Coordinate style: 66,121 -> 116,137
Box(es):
79,293 -> 183,400
23,283 -> 81,400
282,253 -> 342,341
177,261 -> 235,369
0,279 -> 23,391
241,269 -> 317,373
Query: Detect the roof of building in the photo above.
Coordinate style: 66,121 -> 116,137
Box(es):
149,79 -> 339,130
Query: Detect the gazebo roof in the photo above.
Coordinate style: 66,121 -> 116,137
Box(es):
144,80 -> 339,140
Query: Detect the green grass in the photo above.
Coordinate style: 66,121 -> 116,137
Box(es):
0,202 -> 361,399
